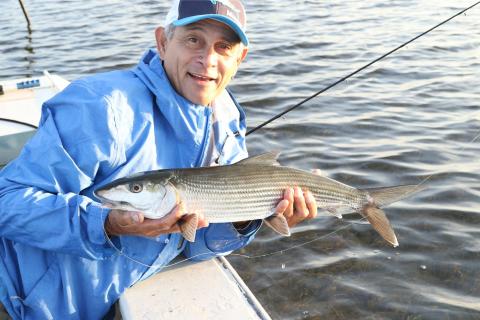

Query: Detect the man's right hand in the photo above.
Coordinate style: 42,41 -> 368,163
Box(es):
104,202 -> 209,237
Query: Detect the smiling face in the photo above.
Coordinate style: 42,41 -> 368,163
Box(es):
155,19 -> 248,106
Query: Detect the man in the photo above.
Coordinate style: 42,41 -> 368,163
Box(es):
0,0 -> 317,319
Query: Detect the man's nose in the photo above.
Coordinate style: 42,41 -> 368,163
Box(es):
199,45 -> 218,67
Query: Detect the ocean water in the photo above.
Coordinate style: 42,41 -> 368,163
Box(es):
1,1 -> 479,319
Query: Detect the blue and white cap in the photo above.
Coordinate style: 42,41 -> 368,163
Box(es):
164,0 -> 248,46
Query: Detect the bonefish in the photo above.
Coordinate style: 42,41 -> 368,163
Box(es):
95,152 -> 422,246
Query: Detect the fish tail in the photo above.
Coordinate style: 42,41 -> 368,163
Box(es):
364,184 -> 425,208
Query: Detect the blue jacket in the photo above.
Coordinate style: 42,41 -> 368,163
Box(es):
0,50 -> 260,319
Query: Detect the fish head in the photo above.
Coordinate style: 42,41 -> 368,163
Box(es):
94,171 -> 178,219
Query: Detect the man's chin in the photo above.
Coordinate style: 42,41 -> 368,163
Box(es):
185,94 -> 215,106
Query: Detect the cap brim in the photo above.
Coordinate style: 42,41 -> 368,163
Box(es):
173,14 -> 249,46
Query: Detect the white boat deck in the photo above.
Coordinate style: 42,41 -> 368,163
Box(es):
120,257 -> 270,320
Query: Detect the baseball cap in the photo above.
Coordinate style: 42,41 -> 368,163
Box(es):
164,0 -> 248,46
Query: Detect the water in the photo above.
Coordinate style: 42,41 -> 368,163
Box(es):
1,0 -> 480,319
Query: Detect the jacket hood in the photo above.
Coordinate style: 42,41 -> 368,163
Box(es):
132,49 -> 247,167
133,49 -> 212,149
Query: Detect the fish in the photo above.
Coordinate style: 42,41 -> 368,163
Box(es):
94,152 -> 423,246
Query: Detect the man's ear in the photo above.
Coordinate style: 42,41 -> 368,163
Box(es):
155,27 -> 167,59
238,46 -> 249,64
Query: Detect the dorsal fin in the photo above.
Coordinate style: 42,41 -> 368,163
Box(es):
235,152 -> 281,166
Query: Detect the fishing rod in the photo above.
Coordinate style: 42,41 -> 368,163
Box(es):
103,2 -> 480,270
246,1 -> 480,136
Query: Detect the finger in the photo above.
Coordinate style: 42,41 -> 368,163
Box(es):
274,199 -> 289,215
283,188 -> 294,218
140,203 -> 185,236
158,202 -> 186,227
293,187 -> 308,218
105,210 -> 145,236
113,210 -> 144,228
286,187 -> 309,227
305,190 -> 318,219
197,213 -> 209,229
141,219 -> 181,237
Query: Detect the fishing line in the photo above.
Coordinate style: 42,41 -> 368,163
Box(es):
228,222 -> 357,260
166,4 -> 480,268
232,120 -> 480,260
246,1 -> 480,136
223,3 -> 480,261
101,3 -> 480,269
101,211 -> 215,269
414,121 -> 480,189
103,113 -> 480,269
227,118 -> 480,261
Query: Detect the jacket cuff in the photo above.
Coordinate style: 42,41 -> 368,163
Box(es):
87,203 -> 110,245
233,220 -> 262,236
204,220 -> 262,253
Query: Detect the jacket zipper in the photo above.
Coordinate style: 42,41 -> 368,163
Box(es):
195,108 -> 213,167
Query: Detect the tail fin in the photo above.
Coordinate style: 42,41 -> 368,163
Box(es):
364,184 -> 424,208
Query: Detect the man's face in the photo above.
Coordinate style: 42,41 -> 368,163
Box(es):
156,19 -> 248,106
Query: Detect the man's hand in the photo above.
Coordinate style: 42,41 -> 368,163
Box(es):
104,202 -> 209,237
275,187 -> 317,227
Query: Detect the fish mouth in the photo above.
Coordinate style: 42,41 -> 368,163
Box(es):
94,191 -> 150,212
93,190 -> 109,202
94,190 -> 126,208
97,198 -> 127,209
98,199 -> 143,212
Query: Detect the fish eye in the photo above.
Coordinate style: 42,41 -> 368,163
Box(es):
129,183 -> 143,193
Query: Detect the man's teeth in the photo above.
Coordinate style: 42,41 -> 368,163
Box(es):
191,73 -> 213,81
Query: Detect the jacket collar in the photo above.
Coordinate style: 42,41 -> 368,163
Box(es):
132,49 -> 247,166
133,49 -> 213,146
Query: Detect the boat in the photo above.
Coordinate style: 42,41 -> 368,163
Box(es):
0,71 -> 69,168
0,73 -> 271,319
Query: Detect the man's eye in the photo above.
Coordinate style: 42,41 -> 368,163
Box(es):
218,42 -> 233,51
187,37 -> 198,43
219,42 -> 230,49
129,183 -> 143,193
216,42 -> 237,57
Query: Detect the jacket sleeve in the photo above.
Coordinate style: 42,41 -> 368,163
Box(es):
0,81 -> 119,259
183,221 -> 262,261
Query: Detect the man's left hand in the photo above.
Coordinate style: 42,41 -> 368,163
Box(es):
275,187 -> 317,227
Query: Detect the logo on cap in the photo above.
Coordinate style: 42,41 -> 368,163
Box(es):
166,0 -> 249,46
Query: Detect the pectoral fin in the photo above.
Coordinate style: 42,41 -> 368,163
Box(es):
264,214 -> 291,236
179,213 -> 199,242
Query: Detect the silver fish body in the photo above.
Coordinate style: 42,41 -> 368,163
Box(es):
95,152 -> 422,246
174,164 -> 362,222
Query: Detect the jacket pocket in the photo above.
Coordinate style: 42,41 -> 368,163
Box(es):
22,262 -> 62,320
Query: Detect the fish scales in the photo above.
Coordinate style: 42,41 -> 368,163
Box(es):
95,152 -> 422,246
170,165 -> 366,222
